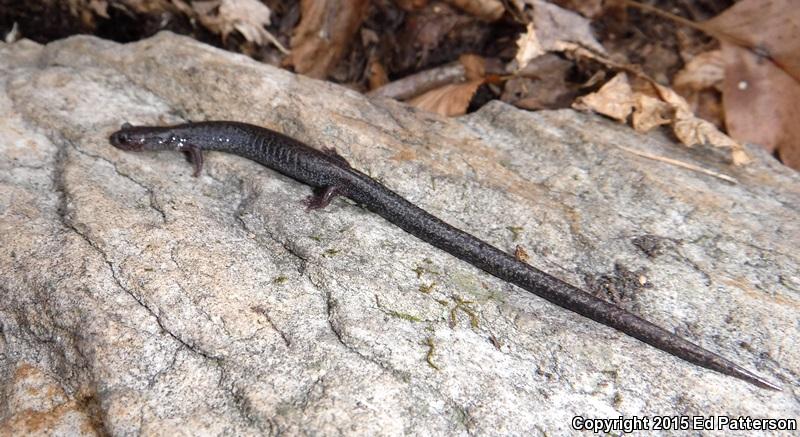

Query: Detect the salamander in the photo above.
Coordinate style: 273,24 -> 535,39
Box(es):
109,120 -> 780,390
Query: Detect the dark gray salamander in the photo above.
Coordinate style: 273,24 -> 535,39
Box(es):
109,120 -> 780,390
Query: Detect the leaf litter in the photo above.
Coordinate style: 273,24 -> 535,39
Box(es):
6,0 -> 798,171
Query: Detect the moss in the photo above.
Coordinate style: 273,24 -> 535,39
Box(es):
387,310 -> 421,323
613,392 -> 624,407
412,260 -> 440,278
507,225 -> 524,242
449,296 -> 479,328
424,337 -> 440,370
418,282 -> 436,294
375,294 -> 421,322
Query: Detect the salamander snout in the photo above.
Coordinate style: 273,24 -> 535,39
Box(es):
110,122 -> 175,151
110,124 -> 145,151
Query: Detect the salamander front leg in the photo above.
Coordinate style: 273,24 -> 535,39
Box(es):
180,145 -> 204,177
305,186 -> 340,211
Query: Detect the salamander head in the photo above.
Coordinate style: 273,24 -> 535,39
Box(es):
110,122 -> 177,151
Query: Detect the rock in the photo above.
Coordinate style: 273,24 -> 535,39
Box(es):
1,32 -> 798,435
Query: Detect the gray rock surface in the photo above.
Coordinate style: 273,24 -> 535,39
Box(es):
1,32 -> 798,435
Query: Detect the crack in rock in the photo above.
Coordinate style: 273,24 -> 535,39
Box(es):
53,141 -> 218,362
68,141 -> 167,223
250,305 -> 291,348
233,191 -> 308,275
217,366 -> 277,434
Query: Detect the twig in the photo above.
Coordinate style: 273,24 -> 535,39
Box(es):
615,144 -> 738,184
368,59 -> 504,100
621,0 -> 708,34
368,62 -> 468,100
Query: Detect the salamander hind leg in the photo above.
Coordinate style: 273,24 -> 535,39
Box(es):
305,186 -> 341,211
181,145 -> 204,177
322,147 -> 351,168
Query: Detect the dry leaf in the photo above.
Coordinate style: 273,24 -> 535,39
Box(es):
632,93 -> 672,132
443,0 -> 505,22
192,0 -> 286,52
701,0 -> 800,168
574,73 -> 750,165
510,0 -> 606,70
459,54 -> 486,81
673,50 -> 725,92
514,23 -> 545,71
655,83 -> 751,165
4,22 -> 20,43
89,0 -> 109,18
286,0 -> 369,79
527,0 -> 605,54
719,42 -> 800,168
408,80 -> 484,116
672,50 -> 724,125
672,116 -> 750,165
572,73 -> 633,122
703,0 -> 800,82
368,59 -> 389,90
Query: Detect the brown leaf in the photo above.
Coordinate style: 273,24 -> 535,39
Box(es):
192,0 -> 285,52
699,0 -> 800,168
572,73 -> 633,122
632,93 -> 672,132
514,23 -> 545,70
443,0 -> 505,22
655,83 -> 751,165
367,59 -> 389,90
89,0 -> 109,18
286,0 -> 369,79
511,0 -> 606,70
719,42 -> 800,168
673,50 -> 725,92
459,54 -> 486,81
408,80 -> 484,116
573,73 -> 751,165
703,0 -> 800,82
672,50 -> 724,127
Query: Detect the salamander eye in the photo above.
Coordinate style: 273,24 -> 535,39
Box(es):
110,130 -> 140,150
121,122 -> 133,129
